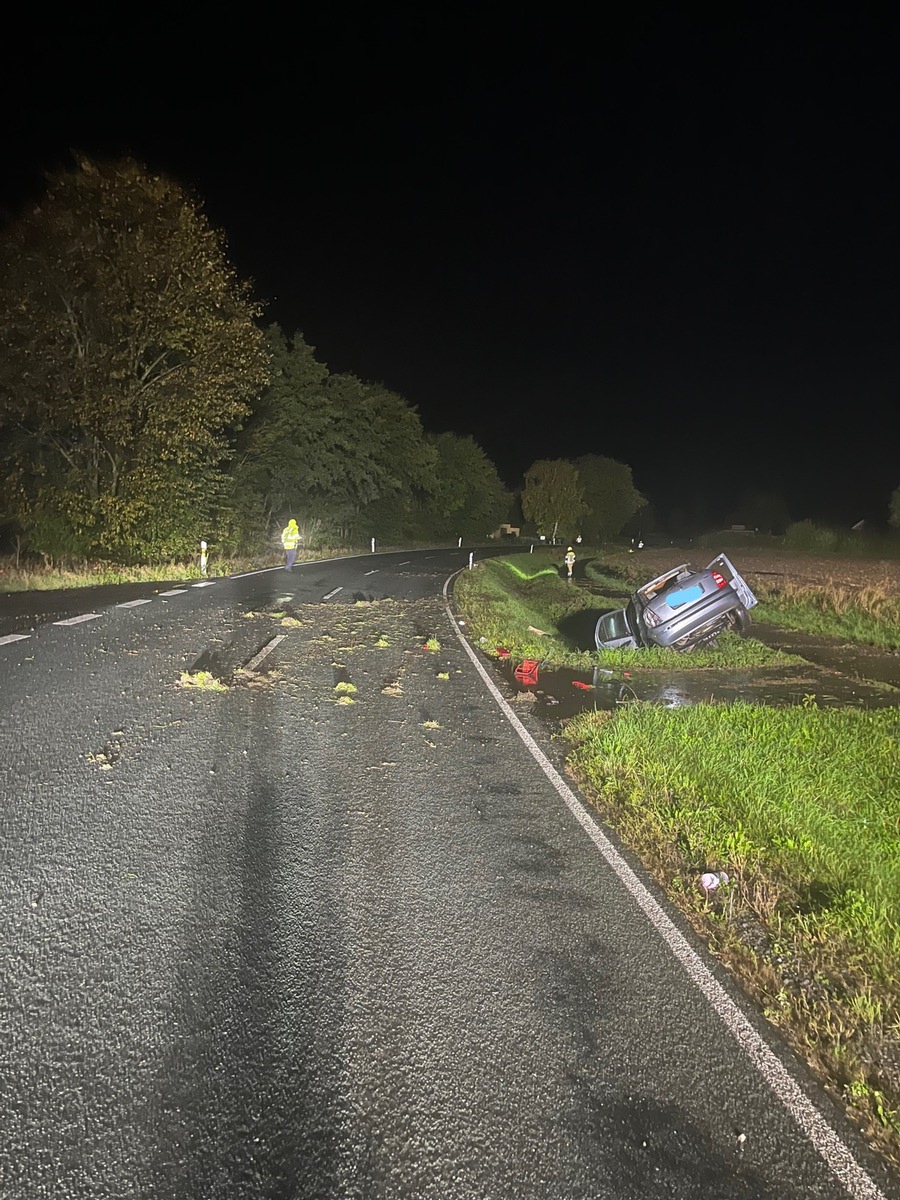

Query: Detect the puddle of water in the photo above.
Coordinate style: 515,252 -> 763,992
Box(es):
499,660 -> 900,720
752,622 -> 900,689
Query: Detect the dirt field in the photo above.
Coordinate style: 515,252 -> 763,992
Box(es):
606,546 -> 900,593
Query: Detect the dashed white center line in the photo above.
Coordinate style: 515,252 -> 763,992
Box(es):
323,586 -> 343,600
117,599 -> 153,608
398,560 -> 411,565
364,569 -> 379,576
191,581 -> 216,588
0,633 -> 30,646
54,613 -> 103,626
240,635 -> 285,673
158,589 -> 188,597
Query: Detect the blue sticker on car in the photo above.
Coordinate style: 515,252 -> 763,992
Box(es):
665,585 -> 704,608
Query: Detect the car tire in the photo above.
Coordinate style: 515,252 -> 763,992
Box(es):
726,605 -> 751,637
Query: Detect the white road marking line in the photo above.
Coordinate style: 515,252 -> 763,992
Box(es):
442,571 -> 887,1200
117,599 -> 153,608
191,581 -> 216,588
239,635 -> 286,673
0,633 -> 30,646
323,586 -> 343,600
364,569 -> 379,576
229,550 -> 403,581
53,613 -> 103,626
159,589 -> 188,597
230,566 -> 288,579
398,560 -> 411,565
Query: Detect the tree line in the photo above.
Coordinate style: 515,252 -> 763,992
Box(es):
0,157 -> 643,562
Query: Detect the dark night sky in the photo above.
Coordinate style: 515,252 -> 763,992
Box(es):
2,9 -> 898,528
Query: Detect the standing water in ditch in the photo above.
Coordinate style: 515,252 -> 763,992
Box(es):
497,659 -> 900,721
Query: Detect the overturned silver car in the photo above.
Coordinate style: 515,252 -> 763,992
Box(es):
595,554 -> 758,652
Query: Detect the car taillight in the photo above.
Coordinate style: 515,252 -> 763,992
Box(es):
643,608 -> 661,627
711,571 -> 727,589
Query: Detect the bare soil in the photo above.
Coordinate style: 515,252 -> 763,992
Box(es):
610,546 -> 900,592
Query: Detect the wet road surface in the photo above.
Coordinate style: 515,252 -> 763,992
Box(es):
0,550 -> 896,1198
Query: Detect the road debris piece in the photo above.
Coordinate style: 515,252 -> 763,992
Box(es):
700,871 -> 730,894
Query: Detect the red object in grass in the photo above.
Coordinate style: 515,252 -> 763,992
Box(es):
623,672 -> 632,678
572,680 -> 592,690
515,659 -> 540,683
496,647 -> 511,658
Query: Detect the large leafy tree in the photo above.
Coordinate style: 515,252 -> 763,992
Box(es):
521,459 -> 586,542
417,432 -> 511,540
346,377 -> 436,541
232,326 -> 437,545
227,326 -> 329,543
0,156 -> 269,560
574,454 -> 644,542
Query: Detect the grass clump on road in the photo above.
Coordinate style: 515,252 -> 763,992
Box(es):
563,701 -> 900,1161
179,670 -> 228,692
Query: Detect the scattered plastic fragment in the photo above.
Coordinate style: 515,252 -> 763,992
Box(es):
496,647 -> 511,658
515,659 -> 540,683
527,625 -> 549,636
700,871 -> 730,894
572,680 -> 592,690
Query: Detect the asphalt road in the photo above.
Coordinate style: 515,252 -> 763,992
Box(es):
0,548 -> 896,1200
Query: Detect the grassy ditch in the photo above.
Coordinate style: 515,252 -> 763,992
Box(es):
754,580 -> 900,651
454,552 -> 798,670
454,549 -> 900,1164
563,702 -> 900,1164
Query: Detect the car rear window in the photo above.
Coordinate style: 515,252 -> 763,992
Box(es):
663,584 -> 704,609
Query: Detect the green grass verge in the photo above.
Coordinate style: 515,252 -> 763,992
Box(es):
563,702 -> 900,1156
0,549 -> 342,592
454,553 -> 799,670
755,590 -> 900,651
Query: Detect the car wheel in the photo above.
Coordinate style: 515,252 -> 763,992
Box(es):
725,605 -> 751,637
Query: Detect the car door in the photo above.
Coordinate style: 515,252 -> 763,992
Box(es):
706,554 -> 758,610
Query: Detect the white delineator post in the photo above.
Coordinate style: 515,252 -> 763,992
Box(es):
468,552 -> 474,570
458,536 -> 462,548
199,540 -> 209,577
371,537 -> 376,553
